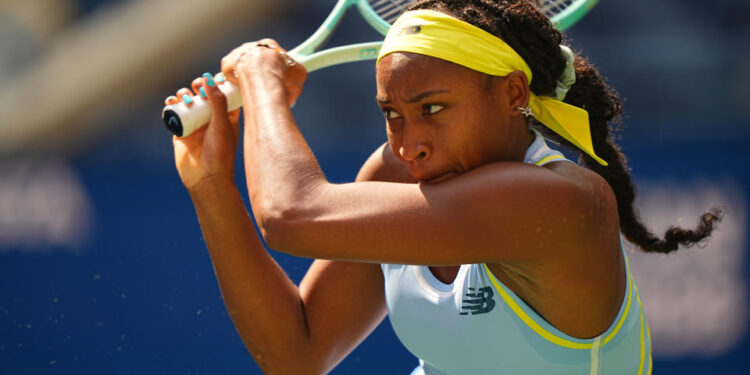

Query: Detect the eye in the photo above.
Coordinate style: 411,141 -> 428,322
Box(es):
423,104 -> 444,115
383,108 -> 402,120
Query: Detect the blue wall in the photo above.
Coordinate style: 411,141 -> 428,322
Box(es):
1,0 -> 749,373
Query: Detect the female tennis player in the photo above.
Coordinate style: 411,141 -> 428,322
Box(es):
166,1 -> 722,374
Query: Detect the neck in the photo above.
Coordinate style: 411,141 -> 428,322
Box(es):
508,125 -> 536,162
524,127 -> 535,150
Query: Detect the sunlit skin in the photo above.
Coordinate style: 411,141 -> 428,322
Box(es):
376,52 -> 535,282
376,52 -> 536,184
167,38 -> 625,374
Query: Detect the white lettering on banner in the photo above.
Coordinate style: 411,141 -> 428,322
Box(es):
0,158 -> 92,253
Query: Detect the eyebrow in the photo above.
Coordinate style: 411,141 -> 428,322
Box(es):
376,89 -> 449,105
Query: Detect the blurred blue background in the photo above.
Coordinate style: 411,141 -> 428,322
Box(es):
0,0 -> 748,373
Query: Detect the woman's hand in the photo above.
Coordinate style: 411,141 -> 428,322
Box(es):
167,73 -> 241,192
221,38 -> 307,107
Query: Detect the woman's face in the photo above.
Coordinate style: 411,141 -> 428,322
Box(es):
376,53 -> 531,184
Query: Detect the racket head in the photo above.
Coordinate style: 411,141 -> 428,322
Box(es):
289,0 -> 416,72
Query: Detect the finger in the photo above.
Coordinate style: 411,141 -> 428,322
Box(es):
176,88 -> 195,107
221,40 -> 281,85
257,39 -> 298,71
258,38 -> 281,50
191,77 -> 205,96
256,38 -> 294,63
221,53 -> 240,86
220,51 -> 237,85
201,73 -> 232,134
215,72 -> 227,85
191,76 -> 211,102
221,43 -> 254,86
174,122 -> 207,144
164,95 -> 179,106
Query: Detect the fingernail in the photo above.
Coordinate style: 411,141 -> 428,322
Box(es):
199,87 -> 207,98
202,72 -> 215,87
215,73 -> 225,83
182,94 -> 193,104
166,95 -> 177,102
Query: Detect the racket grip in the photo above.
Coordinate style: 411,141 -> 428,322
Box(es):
161,79 -> 242,137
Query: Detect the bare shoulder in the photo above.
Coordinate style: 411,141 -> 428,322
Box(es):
522,160 -> 623,290
484,161 -> 624,338
545,160 -> 620,240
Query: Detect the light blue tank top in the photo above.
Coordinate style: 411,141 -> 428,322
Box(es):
381,130 -> 652,375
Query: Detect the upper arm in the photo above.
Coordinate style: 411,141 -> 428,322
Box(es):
298,260 -> 386,373
291,147 -> 406,372
265,159 -> 603,266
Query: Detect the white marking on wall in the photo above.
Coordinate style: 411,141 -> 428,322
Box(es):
0,157 -> 92,253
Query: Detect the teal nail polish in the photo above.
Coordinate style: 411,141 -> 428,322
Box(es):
199,87 -> 207,98
182,94 -> 193,104
202,72 -> 215,87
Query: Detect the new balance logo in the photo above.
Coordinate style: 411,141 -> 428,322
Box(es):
396,24 -> 422,36
460,287 -> 495,315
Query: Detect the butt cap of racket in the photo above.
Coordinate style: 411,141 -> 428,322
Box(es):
161,79 -> 242,137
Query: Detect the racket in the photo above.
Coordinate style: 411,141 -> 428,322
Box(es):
162,0 -> 599,137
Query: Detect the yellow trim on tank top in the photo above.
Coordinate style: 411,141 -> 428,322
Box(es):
482,253 -> 634,350
635,288 -> 652,375
646,315 -> 652,375
535,154 -> 567,166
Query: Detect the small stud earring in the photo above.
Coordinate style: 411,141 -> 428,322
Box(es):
516,106 -> 533,117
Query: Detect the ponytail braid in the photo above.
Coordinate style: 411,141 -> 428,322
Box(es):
563,56 -> 724,253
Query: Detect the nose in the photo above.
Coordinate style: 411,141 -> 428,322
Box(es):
399,142 -> 431,162
391,117 -> 432,163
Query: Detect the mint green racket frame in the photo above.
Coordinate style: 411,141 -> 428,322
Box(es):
287,0 -> 600,73
162,0 -> 600,137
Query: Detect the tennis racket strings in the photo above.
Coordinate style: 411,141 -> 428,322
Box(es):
369,0 -> 414,23
539,0 -> 577,17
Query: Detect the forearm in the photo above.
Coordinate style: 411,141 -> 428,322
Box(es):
188,178 -> 313,371
240,75 -> 327,230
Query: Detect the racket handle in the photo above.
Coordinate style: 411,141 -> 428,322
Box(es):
161,78 -> 242,137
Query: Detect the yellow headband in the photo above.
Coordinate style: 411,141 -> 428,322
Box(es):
377,10 -> 608,166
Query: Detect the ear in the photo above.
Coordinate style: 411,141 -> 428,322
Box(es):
499,70 -> 530,117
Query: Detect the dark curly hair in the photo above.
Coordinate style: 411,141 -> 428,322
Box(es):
407,0 -> 723,253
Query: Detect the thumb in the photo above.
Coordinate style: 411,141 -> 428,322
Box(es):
201,72 -> 233,137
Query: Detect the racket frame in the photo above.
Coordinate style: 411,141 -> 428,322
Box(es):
291,0 -> 600,72
162,0 -> 601,137
549,0 -> 599,31
289,0 -> 395,73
